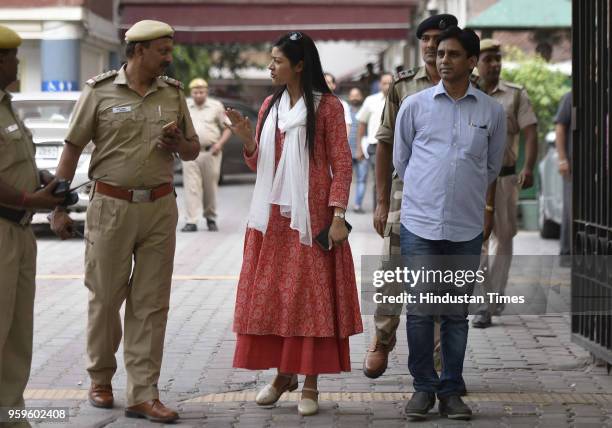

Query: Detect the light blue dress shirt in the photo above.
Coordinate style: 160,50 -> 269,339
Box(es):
393,81 -> 507,242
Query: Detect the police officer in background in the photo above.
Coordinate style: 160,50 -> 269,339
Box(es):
49,20 -> 199,423
181,77 -> 232,232
363,13 -> 457,379
472,39 -> 538,328
0,25 -> 64,427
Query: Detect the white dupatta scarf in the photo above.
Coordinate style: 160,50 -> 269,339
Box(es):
247,90 -> 320,246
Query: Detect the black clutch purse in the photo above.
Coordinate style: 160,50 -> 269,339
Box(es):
314,220 -> 352,250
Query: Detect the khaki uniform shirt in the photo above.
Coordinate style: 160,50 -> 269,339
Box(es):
188,97 -> 229,149
0,89 -> 39,208
66,66 -> 198,188
480,79 -> 538,167
375,66 -> 436,146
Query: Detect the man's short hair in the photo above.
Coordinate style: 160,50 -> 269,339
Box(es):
437,26 -> 480,59
125,40 -> 151,58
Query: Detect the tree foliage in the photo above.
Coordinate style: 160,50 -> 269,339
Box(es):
168,45 -> 213,88
501,46 -> 571,142
168,43 -> 267,92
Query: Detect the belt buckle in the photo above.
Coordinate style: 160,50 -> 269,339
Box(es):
19,211 -> 33,226
130,189 -> 152,203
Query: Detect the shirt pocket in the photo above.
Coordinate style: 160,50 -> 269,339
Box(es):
464,126 -> 488,160
0,127 -> 27,167
155,108 -> 179,132
99,106 -> 136,130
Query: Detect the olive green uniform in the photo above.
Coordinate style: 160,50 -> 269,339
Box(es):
65,66 -> 198,406
373,66 -> 435,345
0,89 -> 40,428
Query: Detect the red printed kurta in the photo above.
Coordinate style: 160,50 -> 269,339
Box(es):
233,93 -> 363,374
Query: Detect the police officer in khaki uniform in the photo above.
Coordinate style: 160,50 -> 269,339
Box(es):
363,14 -> 457,379
472,39 -> 538,328
0,25 -> 64,427
49,20 -> 199,423
181,77 -> 232,232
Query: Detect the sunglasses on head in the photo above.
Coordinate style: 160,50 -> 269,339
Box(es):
288,31 -> 303,41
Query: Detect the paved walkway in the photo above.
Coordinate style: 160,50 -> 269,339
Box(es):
23,183 -> 612,427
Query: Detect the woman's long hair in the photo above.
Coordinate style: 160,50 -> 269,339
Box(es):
260,31 -> 331,156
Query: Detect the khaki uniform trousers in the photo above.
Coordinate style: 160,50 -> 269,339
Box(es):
374,175 -> 403,346
0,219 -> 36,428
84,192 -> 178,406
373,176 -> 440,350
478,174 -> 519,315
182,150 -> 222,223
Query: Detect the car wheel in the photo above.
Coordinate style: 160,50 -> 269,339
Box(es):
219,158 -> 225,185
538,191 -> 560,239
540,218 -> 560,239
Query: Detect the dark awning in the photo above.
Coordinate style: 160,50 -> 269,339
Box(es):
119,0 -> 419,43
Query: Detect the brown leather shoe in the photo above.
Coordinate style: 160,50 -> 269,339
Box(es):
363,335 -> 396,378
125,399 -> 179,423
88,383 -> 113,408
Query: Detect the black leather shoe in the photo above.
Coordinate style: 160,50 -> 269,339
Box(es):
438,395 -> 472,420
181,223 -> 197,232
404,392 -> 435,420
206,219 -> 218,232
471,313 -> 492,328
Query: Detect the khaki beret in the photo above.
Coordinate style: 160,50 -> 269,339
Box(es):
125,20 -> 174,42
189,78 -> 208,89
480,38 -> 502,53
0,25 -> 22,49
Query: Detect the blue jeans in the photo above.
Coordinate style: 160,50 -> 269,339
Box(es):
399,225 -> 483,397
352,158 -> 369,207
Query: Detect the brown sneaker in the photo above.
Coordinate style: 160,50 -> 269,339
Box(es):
363,335 -> 396,378
88,383 -> 113,408
125,399 -> 179,423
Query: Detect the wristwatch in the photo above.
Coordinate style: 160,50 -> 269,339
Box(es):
333,212 -> 346,219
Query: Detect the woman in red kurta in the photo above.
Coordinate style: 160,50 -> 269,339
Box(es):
226,32 -> 362,416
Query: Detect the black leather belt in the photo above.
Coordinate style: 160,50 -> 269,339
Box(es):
0,205 -> 33,226
499,165 -> 516,177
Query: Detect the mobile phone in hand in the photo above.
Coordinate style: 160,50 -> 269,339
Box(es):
162,121 -> 177,132
315,220 -> 352,251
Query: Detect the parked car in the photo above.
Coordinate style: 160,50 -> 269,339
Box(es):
174,97 -> 258,185
219,98 -> 258,182
11,92 -> 92,220
538,131 -> 563,239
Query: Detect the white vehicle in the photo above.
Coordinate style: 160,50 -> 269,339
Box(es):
538,131 -> 563,239
11,92 -> 92,223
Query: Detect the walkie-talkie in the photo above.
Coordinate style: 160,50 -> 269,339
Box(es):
52,179 -> 79,206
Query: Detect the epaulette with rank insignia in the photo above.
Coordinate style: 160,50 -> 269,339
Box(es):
394,67 -> 417,83
86,70 -> 118,87
504,81 -> 524,90
159,75 -> 184,90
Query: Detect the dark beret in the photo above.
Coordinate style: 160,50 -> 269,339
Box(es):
416,14 -> 458,39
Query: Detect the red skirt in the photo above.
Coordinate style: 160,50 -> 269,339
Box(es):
233,334 -> 351,375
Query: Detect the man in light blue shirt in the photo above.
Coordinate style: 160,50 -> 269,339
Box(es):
392,26 -> 506,420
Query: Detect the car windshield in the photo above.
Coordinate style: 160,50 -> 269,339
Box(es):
12,100 -> 76,123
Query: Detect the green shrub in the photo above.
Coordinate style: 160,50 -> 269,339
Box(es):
500,46 -> 571,143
